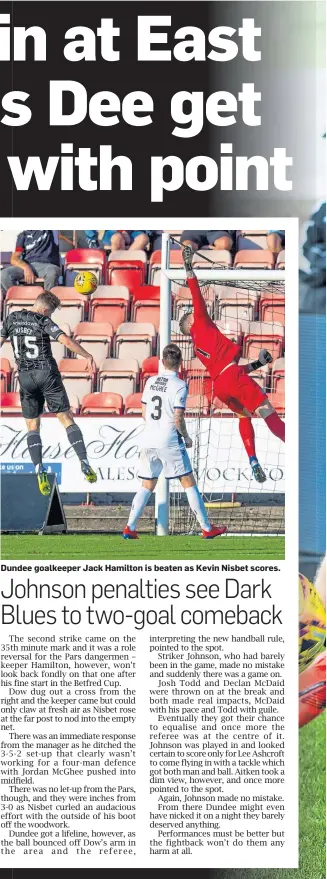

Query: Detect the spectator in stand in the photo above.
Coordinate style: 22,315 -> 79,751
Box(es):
180,230 -> 234,252
266,230 -> 285,254
85,230 -> 150,251
1,230 -> 61,297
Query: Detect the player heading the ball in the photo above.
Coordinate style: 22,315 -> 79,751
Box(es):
123,343 -> 227,540
0,291 -> 97,495
179,246 -> 285,483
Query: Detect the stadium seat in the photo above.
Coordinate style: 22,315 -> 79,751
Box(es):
89,286 -> 130,330
108,249 -> 148,265
81,392 -> 124,415
215,318 -> 243,346
0,340 -> 15,367
51,322 -> 71,364
99,358 -> 139,398
4,285 -> 43,316
131,286 -> 160,328
50,287 -> 87,330
0,391 -> 22,414
115,322 -> 156,364
124,393 -> 143,415
276,250 -> 285,269
234,250 -> 275,269
149,248 -> 183,285
268,391 -> 285,415
272,357 -> 285,393
64,248 -> 107,284
58,358 -> 96,400
243,322 -> 284,361
66,391 -> 80,415
73,322 -> 114,367
107,259 -> 146,290
193,249 -> 233,268
174,285 -> 215,321
186,359 -> 212,398
216,286 -> 259,327
236,231 -> 268,250
260,293 -> 285,325
185,394 -> 210,416
140,356 -> 159,389
0,358 -> 12,392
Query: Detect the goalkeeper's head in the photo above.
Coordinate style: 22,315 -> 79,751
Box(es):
179,311 -> 194,335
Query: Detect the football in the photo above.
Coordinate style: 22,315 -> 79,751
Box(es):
74,271 -> 98,295
299,572 -> 326,674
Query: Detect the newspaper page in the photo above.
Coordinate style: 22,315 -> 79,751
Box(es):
0,3 -> 326,879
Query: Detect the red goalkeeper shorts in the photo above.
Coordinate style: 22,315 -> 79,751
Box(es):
214,363 -> 267,415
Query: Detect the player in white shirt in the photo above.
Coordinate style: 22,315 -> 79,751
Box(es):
123,343 -> 227,539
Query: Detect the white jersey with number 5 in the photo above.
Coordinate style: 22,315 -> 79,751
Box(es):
140,370 -> 188,449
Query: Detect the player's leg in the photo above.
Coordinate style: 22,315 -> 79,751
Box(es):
129,231 -> 149,251
56,409 -> 97,483
255,398 -> 285,442
123,450 -> 162,538
207,231 -> 234,251
110,231 -> 127,251
42,365 -> 97,483
1,264 -> 25,297
180,231 -> 205,252
214,367 -> 267,483
179,472 -> 227,538
18,370 -> 51,495
30,261 -> 61,291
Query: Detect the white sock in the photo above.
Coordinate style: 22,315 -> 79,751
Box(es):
185,485 -> 211,532
128,488 -> 152,530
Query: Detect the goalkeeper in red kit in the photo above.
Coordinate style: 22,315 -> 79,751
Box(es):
179,246 -> 285,483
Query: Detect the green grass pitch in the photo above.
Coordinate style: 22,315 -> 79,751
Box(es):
1,534 -> 284,561
210,713 -> 326,879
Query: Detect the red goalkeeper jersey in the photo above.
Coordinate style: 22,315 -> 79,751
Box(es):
187,277 -> 241,379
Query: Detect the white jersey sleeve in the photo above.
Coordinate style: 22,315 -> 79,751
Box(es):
174,384 -> 187,409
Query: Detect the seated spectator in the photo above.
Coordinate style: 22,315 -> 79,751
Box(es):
266,230 -> 285,254
180,230 -> 234,251
1,230 -> 61,297
85,230 -> 150,251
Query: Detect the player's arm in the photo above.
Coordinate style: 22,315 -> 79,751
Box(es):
57,334 -> 96,373
173,385 -> 192,447
244,349 -> 273,373
182,245 -> 212,324
10,234 -> 35,284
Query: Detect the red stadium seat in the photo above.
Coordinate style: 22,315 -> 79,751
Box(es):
125,393 -> 143,415
115,322 -> 156,364
0,340 -> 15,367
193,249 -> 233,268
272,357 -> 285,393
174,285 -> 215,321
0,392 -> 22,414
73,322 -> 114,367
149,248 -> 183,284
185,394 -> 210,416
64,248 -> 107,283
58,358 -> 96,400
107,264 -> 146,291
131,285 -> 160,327
234,250 -> 275,269
108,249 -> 148,265
99,358 -> 139,398
89,286 -> 130,330
216,286 -> 259,328
186,359 -> 212,399
243,322 -> 284,361
81,392 -> 124,415
276,250 -> 285,269
260,293 -> 285,325
0,358 -> 12,392
4,285 -> 43,315
50,287 -> 87,331
140,356 -> 159,389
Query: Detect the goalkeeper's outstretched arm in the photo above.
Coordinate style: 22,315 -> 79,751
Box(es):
182,245 -> 211,323
245,349 -> 274,373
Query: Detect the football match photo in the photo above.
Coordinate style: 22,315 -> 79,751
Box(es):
0,227 -> 286,561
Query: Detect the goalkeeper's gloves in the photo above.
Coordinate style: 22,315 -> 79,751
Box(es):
182,245 -> 196,277
250,348 -> 273,371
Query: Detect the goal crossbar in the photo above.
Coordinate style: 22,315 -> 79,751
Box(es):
163,268 -> 285,282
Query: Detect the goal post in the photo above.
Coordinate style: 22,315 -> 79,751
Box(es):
156,233 -> 286,537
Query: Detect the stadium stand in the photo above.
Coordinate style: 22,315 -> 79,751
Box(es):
0,231 -> 286,415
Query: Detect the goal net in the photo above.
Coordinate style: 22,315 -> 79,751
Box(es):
159,235 -> 285,538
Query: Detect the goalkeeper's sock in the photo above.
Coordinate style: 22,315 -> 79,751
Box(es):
265,412 -> 285,442
66,424 -> 88,462
27,430 -> 43,466
238,417 -> 256,459
185,485 -> 211,532
127,488 -> 152,530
